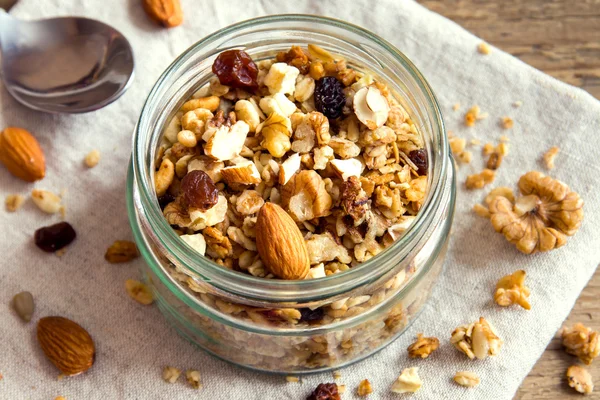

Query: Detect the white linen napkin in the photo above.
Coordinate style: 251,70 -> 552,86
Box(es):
1,0 -> 599,399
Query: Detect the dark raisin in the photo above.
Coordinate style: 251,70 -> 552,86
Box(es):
157,193 -> 175,210
314,76 -> 346,119
299,307 -> 325,323
34,222 -> 76,252
307,383 -> 341,400
181,170 -> 218,211
409,149 -> 428,175
212,50 -> 258,91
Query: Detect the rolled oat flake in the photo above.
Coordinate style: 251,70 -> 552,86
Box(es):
12,291 -> 34,322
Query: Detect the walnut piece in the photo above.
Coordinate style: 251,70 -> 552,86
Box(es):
391,367 -> 422,394
259,112 -> 292,158
407,333 -> 439,358
236,190 -> 264,215
202,226 -> 233,259
162,366 -> 182,383
494,270 -> 531,309
465,169 -> 495,189
543,146 -> 560,170
451,317 -> 503,360
185,369 -> 202,389
306,233 -> 352,265
281,170 -> 332,222
340,176 -> 368,223
454,371 -> 480,388
357,379 -> 373,397
566,365 -> 594,394
489,171 -> 583,254
561,323 -> 600,365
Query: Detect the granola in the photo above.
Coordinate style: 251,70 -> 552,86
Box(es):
407,333 -> 439,358
453,371 -> 480,387
451,317 -> 503,360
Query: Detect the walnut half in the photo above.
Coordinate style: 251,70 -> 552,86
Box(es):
561,323 -> 600,365
489,171 -> 583,254
281,170 -> 332,222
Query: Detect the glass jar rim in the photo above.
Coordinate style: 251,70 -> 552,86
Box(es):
131,14 -> 449,302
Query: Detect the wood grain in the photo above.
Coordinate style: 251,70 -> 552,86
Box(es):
418,1 -> 600,398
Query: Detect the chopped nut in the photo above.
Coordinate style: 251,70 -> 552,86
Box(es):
494,270 -> 531,309
259,112 -> 292,158
155,159 -> 175,196
281,170 -> 332,222
260,93 -> 297,117
483,142 -> 494,156
104,240 -> 139,263
407,333 -> 440,358
187,156 -> 224,184
177,129 -> 197,148
453,103 -> 460,111
306,233 -> 352,265
263,63 -> 300,95
454,371 -> 480,387
449,137 -> 466,154
236,190 -> 264,215
332,370 -> 342,380
486,152 -> 503,170
162,366 -> 182,383
234,100 -> 261,132
472,203 -> 490,218
457,151 -> 473,164
465,169 -> 495,189
204,121 -> 250,161
279,153 -> 301,185
543,146 -> 560,170
185,369 -> 202,389
330,159 -> 364,181
391,367 -> 422,394
566,365 -> 594,394
181,96 -> 220,113
477,42 -> 491,55
286,375 -> 300,383
561,323 -> 600,365
180,233 -> 207,255
464,105 -> 481,127
202,226 -> 232,259
353,86 -> 390,129
221,161 -> 261,185
31,189 -> 62,214
451,317 -> 503,359
188,195 -> 228,230
357,379 -> 373,396
125,279 -> 154,305
489,171 -> 583,254
5,194 -> 25,212
84,149 -> 101,168
501,117 -> 514,129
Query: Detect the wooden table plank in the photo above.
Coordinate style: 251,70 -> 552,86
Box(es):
418,1 -> 600,398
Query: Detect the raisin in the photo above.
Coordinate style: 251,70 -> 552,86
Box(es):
409,149 -> 428,175
299,307 -> 324,323
181,170 -> 218,211
212,50 -> 258,91
34,222 -> 76,252
157,193 -> 175,210
307,383 -> 341,400
314,76 -> 346,119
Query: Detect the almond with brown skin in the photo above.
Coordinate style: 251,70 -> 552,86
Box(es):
37,316 -> 95,376
255,202 -> 310,280
0,127 -> 45,182
142,0 -> 183,28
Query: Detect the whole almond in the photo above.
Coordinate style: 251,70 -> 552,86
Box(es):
255,202 -> 310,280
37,316 -> 95,376
142,0 -> 183,28
0,127 -> 45,182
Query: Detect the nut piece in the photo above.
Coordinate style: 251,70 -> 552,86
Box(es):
454,371 -> 480,388
125,279 -> 154,305
155,158 -> 175,196
494,270 -> 531,309
279,153 -> 301,185
104,240 -> 140,263
142,0 -> 183,28
543,146 -> 560,170
391,367 -> 422,394
255,202 -> 310,279
37,316 -> 95,376
84,150 -> 101,168
451,317 -> 503,360
478,42 -> 491,55
407,333 -> 440,358
0,127 -> 46,182
353,86 -> 390,129
489,171 -> 583,254
12,291 -> 34,322
189,194 -> 228,230
566,365 -> 594,394
330,159 -> 364,181
281,170 -> 332,222
465,169 -> 495,189
221,161 -> 261,185
306,233 -> 352,265
162,366 -> 182,383
259,112 -> 292,158
263,63 -> 300,95
357,379 -> 373,396
5,194 -> 25,212
204,121 -> 250,161
185,369 -> 202,389
31,189 -> 62,214
180,233 -> 207,255
561,323 -> 600,365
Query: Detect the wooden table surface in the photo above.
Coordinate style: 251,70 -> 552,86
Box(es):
418,1 -> 600,398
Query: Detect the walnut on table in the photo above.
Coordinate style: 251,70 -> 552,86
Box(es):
407,333 -> 440,358
561,323 -> 600,365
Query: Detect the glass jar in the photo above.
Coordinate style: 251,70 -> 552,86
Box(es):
127,15 -> 455,374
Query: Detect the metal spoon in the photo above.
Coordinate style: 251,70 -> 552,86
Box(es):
0,9 -> 134,113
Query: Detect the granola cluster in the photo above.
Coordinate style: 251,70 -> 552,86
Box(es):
155,45 -> 427,278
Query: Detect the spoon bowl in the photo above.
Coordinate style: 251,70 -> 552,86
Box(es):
0,10 -> 134,113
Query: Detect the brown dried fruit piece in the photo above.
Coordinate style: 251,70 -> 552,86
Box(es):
0,127 -> 46,182
561,323 -> 600,365
142,0 -> 183,28
37,316 -> 95,376
281,170 -> 332,222
34,222 -> 76,252
212,50 -> 258,91
489,171 -> 583,254
494,270 -> 531,309
105,240 -> 139,263
307,383 -> 341,400
181,170 -> 219,211
407,333 -> 440,358
276,46 -> 311,74
255,202 -> 310,280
